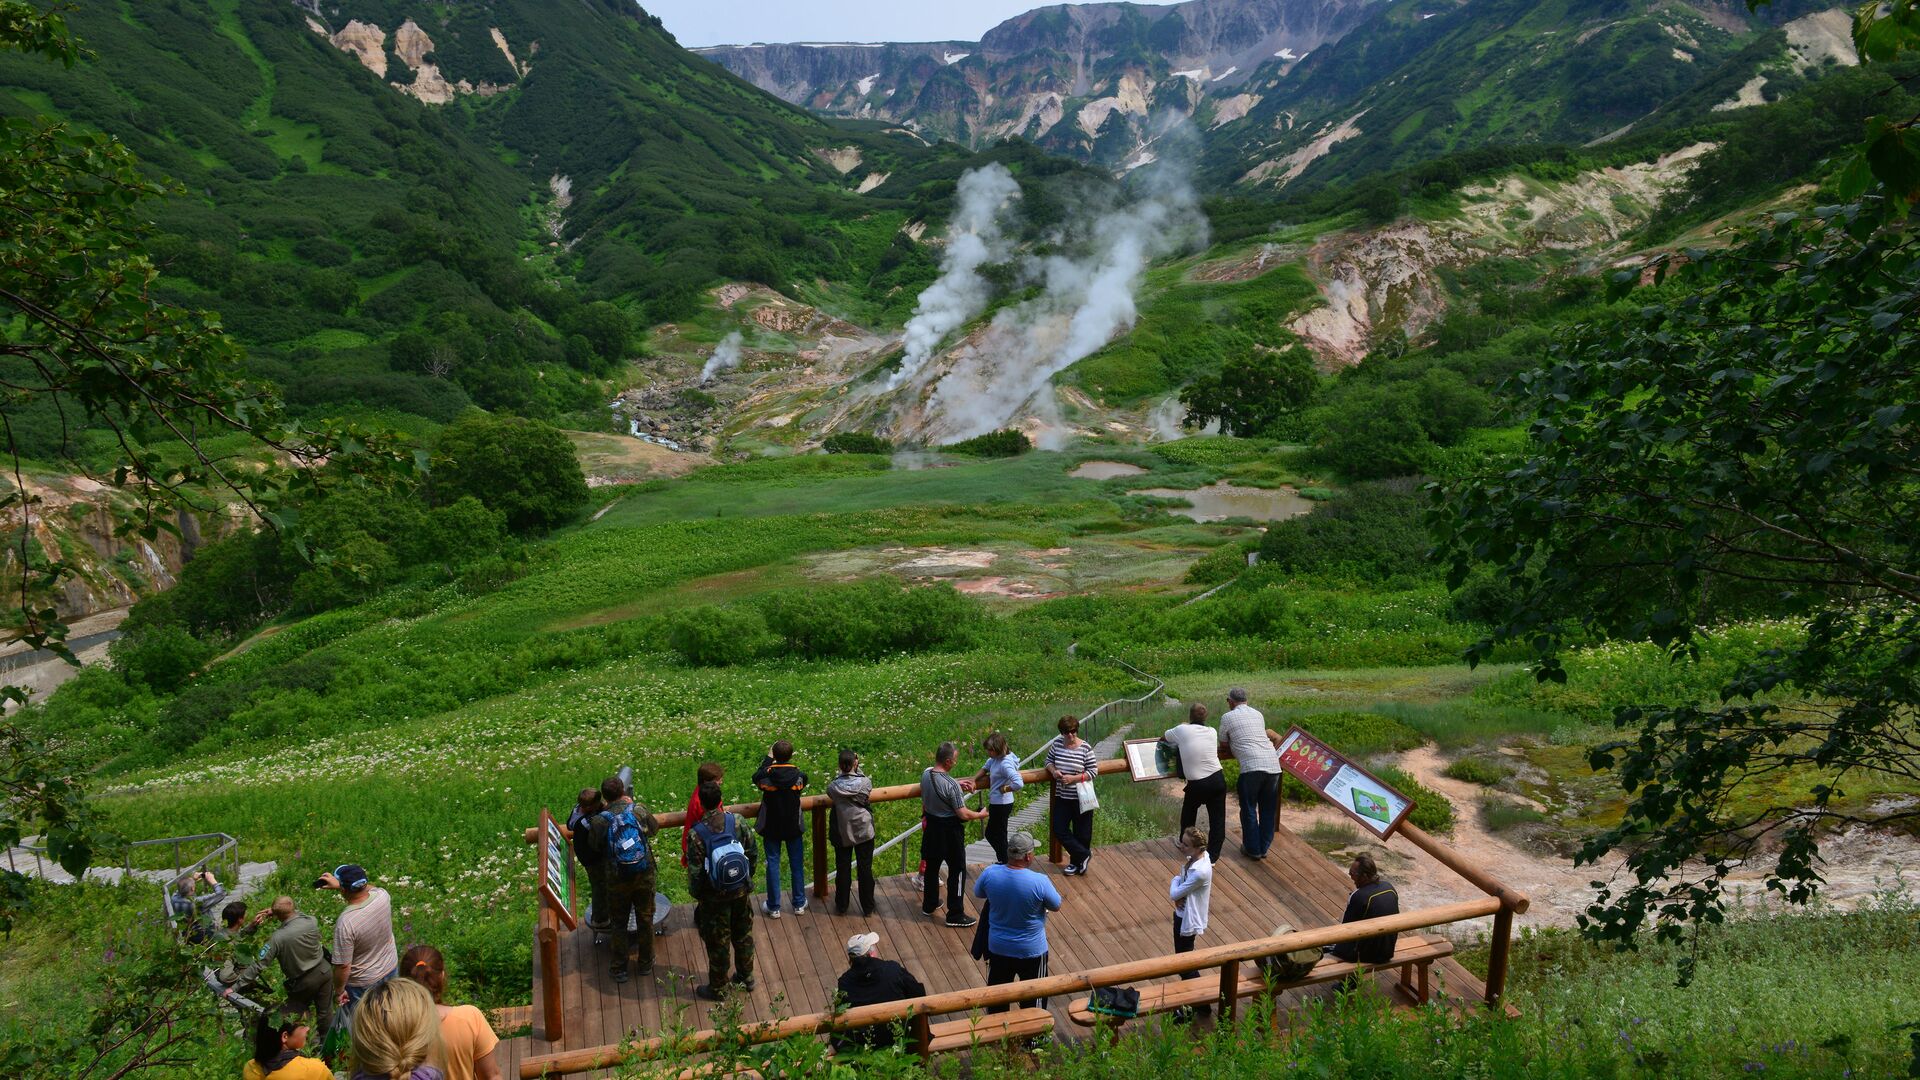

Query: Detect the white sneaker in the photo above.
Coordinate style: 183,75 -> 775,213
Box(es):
793,903 -> 808,917
761,900 -> 782,919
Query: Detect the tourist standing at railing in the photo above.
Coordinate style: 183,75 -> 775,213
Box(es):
971,731 -> 1024,864
973,832 -> 1062,1012
680,761 -> 724,867
753,740 -> 810,918
586,775 -> 659,984
1046,715 -> 1099,875
1218,687 -> 1282,859
1168,826 -> 1214,999
317,863 -> 398,1019
921,741 -> 985,927
1327,853 -> 1399,963
687,780 -> 758,1001
567,787 -> 607,933
826,749 -> 877,916
1165,703 -> 1227,862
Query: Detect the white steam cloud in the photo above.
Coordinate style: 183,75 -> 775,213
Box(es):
700,331 -> 744,384
918,167 -> 1208,445
884,163 -> 1022,392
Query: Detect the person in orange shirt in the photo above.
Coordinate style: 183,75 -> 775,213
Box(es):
399,945 -> 500,1080
242,1013 -> 330,1080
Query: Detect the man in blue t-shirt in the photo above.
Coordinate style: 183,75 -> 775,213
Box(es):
971,831 -> 1063,1012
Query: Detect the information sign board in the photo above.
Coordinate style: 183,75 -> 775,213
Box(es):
1276,726 -> 1416,838
537,808 -> 577,930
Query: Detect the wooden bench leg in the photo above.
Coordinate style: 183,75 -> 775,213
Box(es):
1219,962 -> 1237,1022
1418,961 -> 1431,1005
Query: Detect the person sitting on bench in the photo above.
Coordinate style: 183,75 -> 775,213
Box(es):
1327,853 -> 1398,963
831,932 -> 926,1051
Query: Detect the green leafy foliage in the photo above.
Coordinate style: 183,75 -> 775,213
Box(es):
1179,346 -> 1319,437
942,429 -> 1032,458
1258,479 -> 1435,583
1442,756 -> 1513,786
821,432 -> 893,454
429,413 -> 589,534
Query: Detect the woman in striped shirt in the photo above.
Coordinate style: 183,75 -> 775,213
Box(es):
1045,715 -> 1099,876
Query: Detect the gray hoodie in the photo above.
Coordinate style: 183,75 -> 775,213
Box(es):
826,770 -> 875,847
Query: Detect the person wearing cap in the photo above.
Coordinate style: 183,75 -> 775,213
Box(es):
1217,687 -> 1281,859
970,831 -> 1062,1013
316,863 -> 398,1017
224,896 -> 336,1042
831,932 -> 927,1050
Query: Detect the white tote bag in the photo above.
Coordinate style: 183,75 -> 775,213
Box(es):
1073,778 -> 1100,811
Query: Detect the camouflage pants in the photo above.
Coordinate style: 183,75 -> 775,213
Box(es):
694,896 -> 754,989
606,870 -> 655,975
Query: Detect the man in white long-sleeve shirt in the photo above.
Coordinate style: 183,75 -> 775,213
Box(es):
1168,826 -> 1213,994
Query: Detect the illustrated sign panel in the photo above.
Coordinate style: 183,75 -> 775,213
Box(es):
1124,737 -> 1178,782
538,808 -> 577,929
1276,726 -> 1416,838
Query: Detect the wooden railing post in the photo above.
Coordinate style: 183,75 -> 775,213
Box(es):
912,1010 -> 932,1061
538,906 -> 563,1041
1485,906 -> 1514,1010
1218,961 -> 1237,1021
811,804 -> 829,901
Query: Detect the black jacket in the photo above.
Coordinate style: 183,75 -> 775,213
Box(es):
834,955 -> 927,1048
1331,879 -> 1399,964
753,756 -> 808,842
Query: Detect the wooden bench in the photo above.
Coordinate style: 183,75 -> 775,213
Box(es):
923,1007 -> 1056,1054
1067,934 -> 1455,1027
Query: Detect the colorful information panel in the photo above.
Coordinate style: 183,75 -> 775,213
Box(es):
538,808 -> 577,930
1276,726 -> 1416,838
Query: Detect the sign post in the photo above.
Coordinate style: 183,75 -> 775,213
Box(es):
538,808 -> 577,929
1276,726 -> 1416,839
1123,737 -> 1179,782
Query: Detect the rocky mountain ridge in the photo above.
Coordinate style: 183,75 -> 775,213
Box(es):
696,0 -> 1383,167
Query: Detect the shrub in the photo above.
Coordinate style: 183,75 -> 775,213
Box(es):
1480,794 -> 1548,831
1288,711 -> 1425,756
942,428 -> 1031,457
758,581 -> 982,660
1375,765 -> 1455,834
666,605 -> 770,666
429,413 -> 590,533
1151,436 -> 1272,467
1183,544 -> 1249,586
1257,478 -> 1436,582
822,431 -> 892,454
1441,756 -> 1513,786
107,624 -> 213,693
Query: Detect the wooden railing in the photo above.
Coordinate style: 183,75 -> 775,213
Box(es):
517,896 -> 1511,1078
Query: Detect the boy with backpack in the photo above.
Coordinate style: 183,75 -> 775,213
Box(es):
686,780 -> 757,1000
587,775 -> 659,984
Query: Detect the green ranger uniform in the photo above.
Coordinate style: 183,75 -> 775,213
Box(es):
587,797 -> 660,977
687,808 -> 757,990
234,912 -> 335,1038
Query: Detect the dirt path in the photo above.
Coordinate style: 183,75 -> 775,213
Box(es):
1281,744 -> 1920,938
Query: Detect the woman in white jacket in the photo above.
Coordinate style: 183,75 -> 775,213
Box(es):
1168,826 -> 1213,992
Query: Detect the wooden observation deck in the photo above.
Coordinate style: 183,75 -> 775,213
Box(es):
501,820 -> 1502,1077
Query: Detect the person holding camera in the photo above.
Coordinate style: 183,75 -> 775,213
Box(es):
314,863 -> 397,1019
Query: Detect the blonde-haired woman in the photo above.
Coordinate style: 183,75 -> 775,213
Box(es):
349,977 -> 444,1080
401,945 -> 500,1080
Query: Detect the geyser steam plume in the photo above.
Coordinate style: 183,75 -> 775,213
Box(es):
884,163 -> 1022,391
700,331 -> 744,384
922,161 -> 1208,444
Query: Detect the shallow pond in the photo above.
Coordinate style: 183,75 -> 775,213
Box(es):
1070,460 -> 1149,480
1129,481 -> 1315,523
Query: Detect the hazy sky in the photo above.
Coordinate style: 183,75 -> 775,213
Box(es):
640,0 -> 1050,48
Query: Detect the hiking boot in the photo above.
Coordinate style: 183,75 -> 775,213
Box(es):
612,969 -> 630,984
635,964 -> 653,977
695,983 -> 725,1001
734,974 -> 756,992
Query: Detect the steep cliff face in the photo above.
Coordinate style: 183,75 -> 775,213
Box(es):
695,0 -> 1383,167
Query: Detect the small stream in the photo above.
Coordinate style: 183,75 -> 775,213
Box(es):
1129,481 -> 1315,523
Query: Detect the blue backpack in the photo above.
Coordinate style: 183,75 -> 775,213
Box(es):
601,805 -> 654,877
694,813 -> 752,896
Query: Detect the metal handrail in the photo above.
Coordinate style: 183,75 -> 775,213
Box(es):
865,655 -> 1166,875
9,831 -> 243,934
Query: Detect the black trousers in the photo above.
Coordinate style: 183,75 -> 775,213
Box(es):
920,815 -> 967,920
985,802 -> 1013,863
1174,913 -> 1198,981
834,839 -> 875,915
986,951 -> 1048,1013
1049,796 -> 1094,867
1180,771 -> 1228,862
